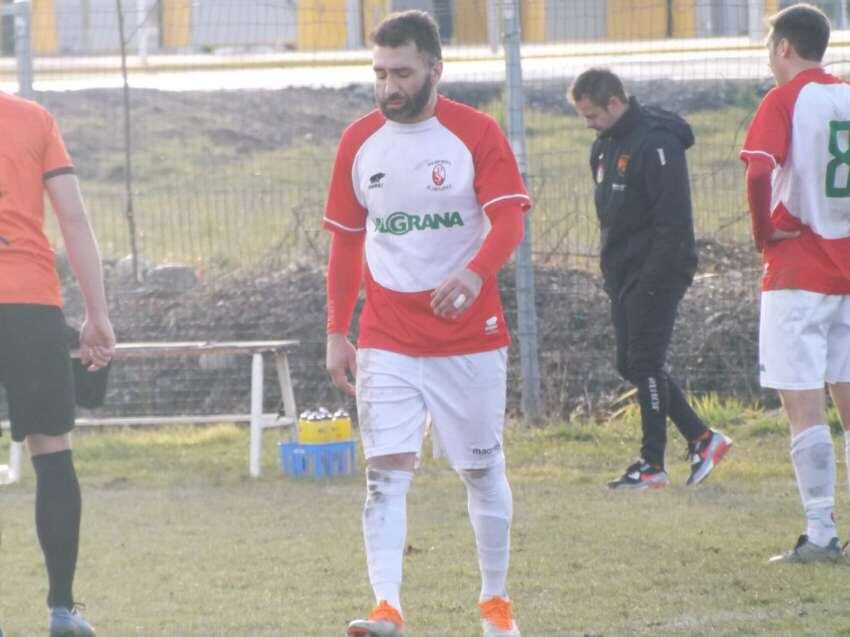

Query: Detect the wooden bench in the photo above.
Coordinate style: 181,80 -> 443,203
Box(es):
0,340 -> 299,484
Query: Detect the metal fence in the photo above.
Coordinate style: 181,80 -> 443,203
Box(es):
2,0 -> 844,422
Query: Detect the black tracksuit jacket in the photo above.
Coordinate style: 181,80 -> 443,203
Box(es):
589,97 -> 699,297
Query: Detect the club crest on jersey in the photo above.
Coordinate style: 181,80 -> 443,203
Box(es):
432,164 -> 446,186
617,154 -> 630,176
426,159 -> 452,191
373,211 -> 464,235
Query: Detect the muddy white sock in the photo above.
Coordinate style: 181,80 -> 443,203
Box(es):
363,468 -> 413,613
791,425 -> 837,547
459,461 -> 513,601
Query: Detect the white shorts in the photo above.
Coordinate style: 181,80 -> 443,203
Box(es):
760,289 -> 850,390
355,347 -> 508,470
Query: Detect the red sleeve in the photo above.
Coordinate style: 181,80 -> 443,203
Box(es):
475,119 -> 532,214
467,204 -> 524,280
740,88 -> 790,168
324,112 -> 383,234
745,157 -> 775,251
41,109 -> 74,178
326,230 -> 365,334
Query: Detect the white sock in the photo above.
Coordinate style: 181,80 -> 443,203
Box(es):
790,425 -> 837,547
459,461 -> 513,601
363,468 -> 413,614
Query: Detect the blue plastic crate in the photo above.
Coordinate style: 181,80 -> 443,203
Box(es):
278,440 -> 357,478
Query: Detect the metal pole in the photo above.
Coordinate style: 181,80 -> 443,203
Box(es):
748,0 -> 764,42
346,0 -> 363,49
503,0 -> 542,423
137,0 -> 148,63
81,0 -> 92,51
487,0 -> 500,54
13,0 -> 33,99
116,0 -> 141,283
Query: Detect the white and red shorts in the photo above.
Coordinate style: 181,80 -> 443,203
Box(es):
355,347 -> 508,470
759,290 -> 850,390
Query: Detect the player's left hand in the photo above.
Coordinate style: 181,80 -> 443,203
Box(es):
79,313 -> 116,371
431,268 -> 483,319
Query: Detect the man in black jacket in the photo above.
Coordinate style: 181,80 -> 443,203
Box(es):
570,68 -> 732,489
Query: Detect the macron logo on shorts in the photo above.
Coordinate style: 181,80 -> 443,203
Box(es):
472,442 -> 502,456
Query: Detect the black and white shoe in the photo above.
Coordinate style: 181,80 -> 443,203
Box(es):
607,460 -> 669,490
769,534 -> 845,564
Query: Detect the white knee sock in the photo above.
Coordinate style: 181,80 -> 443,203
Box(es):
363,468 -> 413,613
459,462 -> 513,601
790,425 -> 837,547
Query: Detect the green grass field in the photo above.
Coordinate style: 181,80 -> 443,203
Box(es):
3,399 -> 850,636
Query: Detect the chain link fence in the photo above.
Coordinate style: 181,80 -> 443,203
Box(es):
3,0 -> 847,423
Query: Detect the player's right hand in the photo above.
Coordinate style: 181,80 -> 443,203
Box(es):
326,332 -> 357,397
767,227 -> 801,243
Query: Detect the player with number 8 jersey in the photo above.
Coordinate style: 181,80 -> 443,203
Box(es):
741,62 -> 850,291
740,3 -> 850,564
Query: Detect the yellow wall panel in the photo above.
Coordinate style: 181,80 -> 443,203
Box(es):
608,0 -> 667,40
454,0 -> 488,45
765,0 -> 780,18
521,0 -> 546,43
298,0 -> 348,50
362,0 -> 392,44
31,0 -> 57,54
671,0 -> 695,38
161,0 -> 192,49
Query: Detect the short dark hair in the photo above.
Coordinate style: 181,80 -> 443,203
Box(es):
569,68 -> 628,107
372,10 -> 442,64
768,3 -> 830,62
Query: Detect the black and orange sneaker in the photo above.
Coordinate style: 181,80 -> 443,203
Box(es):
686,429 -> 733,486
607,460 -> 669,490
347,600 -> 405,637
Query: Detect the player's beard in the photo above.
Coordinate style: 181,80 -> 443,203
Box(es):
378,74 -> 434,122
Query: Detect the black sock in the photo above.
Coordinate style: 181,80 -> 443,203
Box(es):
31,449 -> 81,609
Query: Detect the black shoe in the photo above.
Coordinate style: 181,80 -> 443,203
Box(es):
607,460 -> 669,490
768,534 -> 845,564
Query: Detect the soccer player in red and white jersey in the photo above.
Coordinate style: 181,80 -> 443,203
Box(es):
324,10 -> 529,637
741,3 -> 850,563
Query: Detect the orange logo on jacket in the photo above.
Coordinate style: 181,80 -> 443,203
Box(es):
617,154 -> 630,176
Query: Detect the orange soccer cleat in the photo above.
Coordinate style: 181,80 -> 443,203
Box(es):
479,596 -> 521,637
346,600 -> 405,637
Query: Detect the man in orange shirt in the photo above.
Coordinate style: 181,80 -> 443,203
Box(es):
0,92 -> 114,635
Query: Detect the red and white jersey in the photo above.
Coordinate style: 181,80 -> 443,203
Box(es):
324,96 -> 530,356
741,68 -> 850,293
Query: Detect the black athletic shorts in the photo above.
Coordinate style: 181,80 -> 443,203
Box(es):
0,304 -> 75,442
